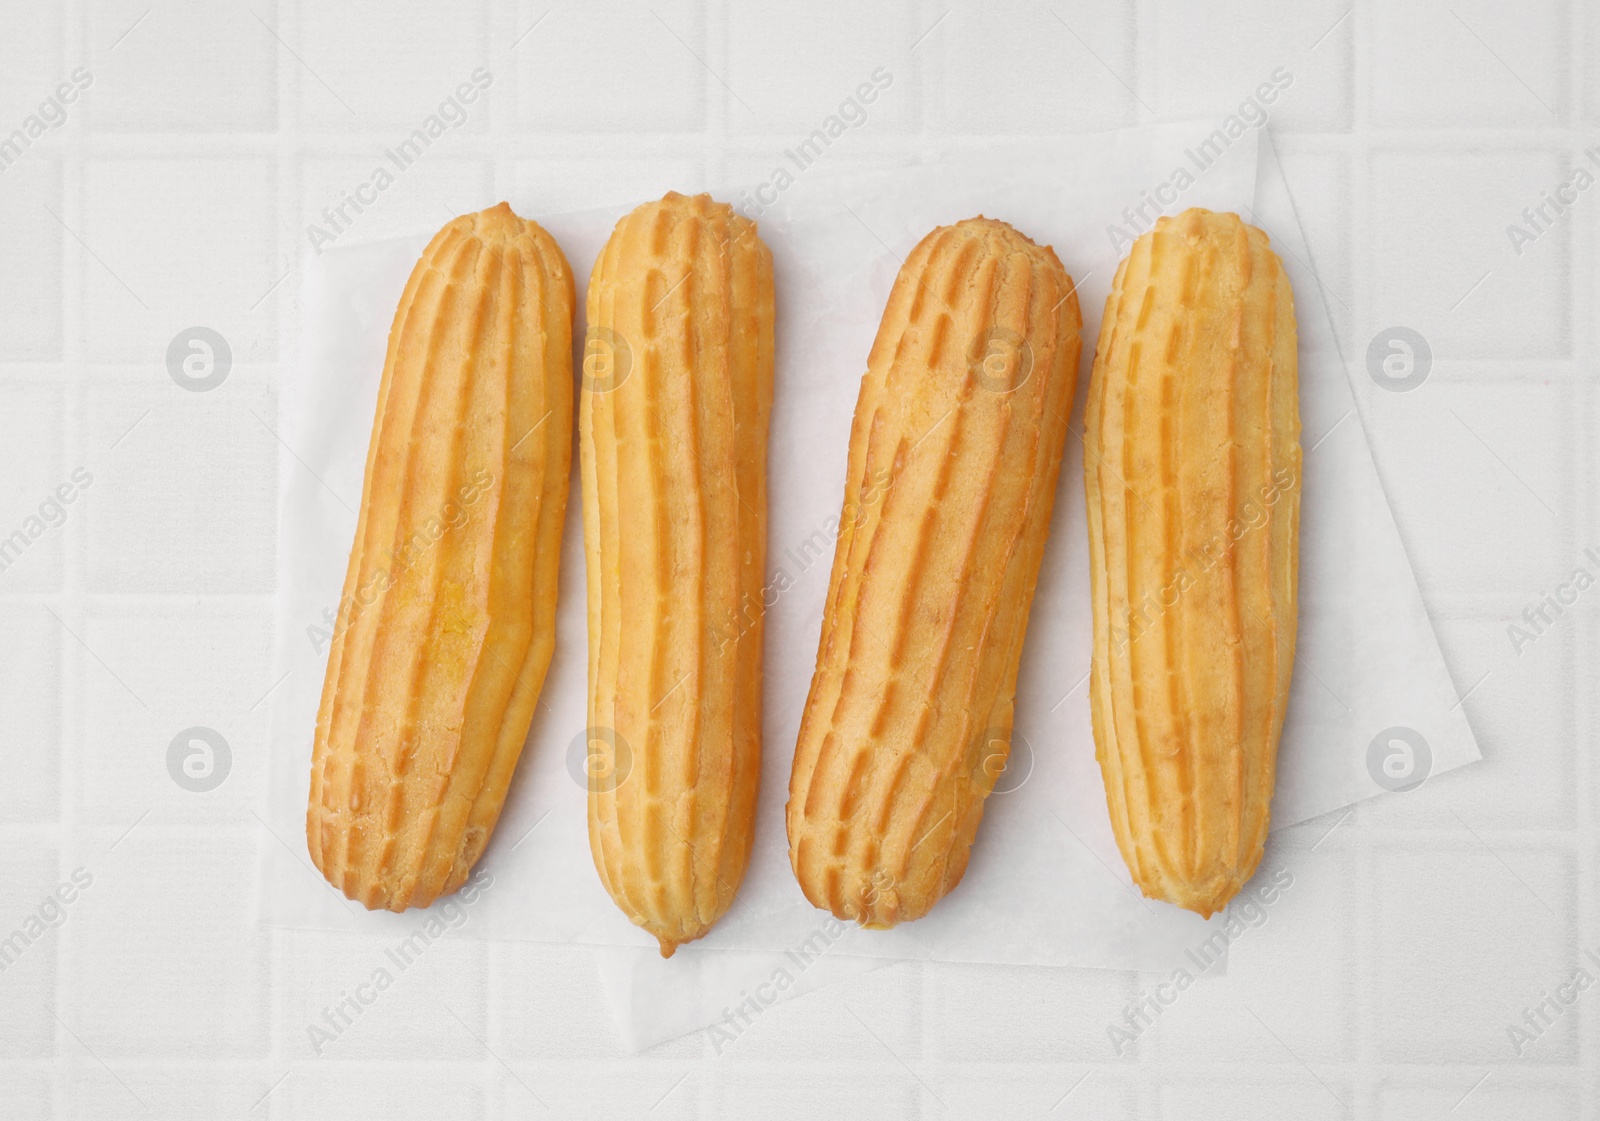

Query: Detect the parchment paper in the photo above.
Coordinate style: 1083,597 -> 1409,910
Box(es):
588,131 -> 1484,1049
263,124 -> 1478,1035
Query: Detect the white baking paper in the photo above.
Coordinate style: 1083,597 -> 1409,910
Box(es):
263,123 -> 1478,1032
590,131 -> 1486,1051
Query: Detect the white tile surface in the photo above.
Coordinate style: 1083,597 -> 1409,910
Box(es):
1367,839 -> 1577,1065
294,1 -> 491,132
1368,0 -> 1570,127
0,1069 -> 55,1118
0,381 -> 68,591
935,5 -> 1136,134
0,841 -> 65,1059
492,942 -> 664,1060
0,6 -> 65,126
508,153 -> 710,214
1424,608 -> 1577,829
79,157 -> 280,363
1156,1076 -> 1350,1120
300,156 -> 496,252
725,960 -> 921,1061
83,374 -> 277,592
715,1067 -> 917,1118
1145,0 -> 1353,131
0,159 -> 66,360
60,1063 -> 279,1120
511,0 -> 707,134
274,1062 -> 489,1119
274,928 -> 489,1061
86,1 -> 279,132
64,833 -> 268,1060
949,1074 -> 1135,1121
724,3 -> 917,136
1377,1075 -> 1580,1119
0,605 -> 63,823
77,602 -> 271,823
927,963 -> 1131,1063
1362,378 -> 1572,595
0,0 -> 1592,1115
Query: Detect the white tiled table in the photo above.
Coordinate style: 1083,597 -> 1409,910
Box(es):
0,1 -> 1592,1117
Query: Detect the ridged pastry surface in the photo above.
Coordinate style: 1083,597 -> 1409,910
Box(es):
581,192 -> 774,957
787,217 -> 1082,929
1084,207 -> 1300,918
307,202 -> 575,912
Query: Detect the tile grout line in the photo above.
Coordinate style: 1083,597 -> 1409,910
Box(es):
54,0 -> 87,1103
263,0 -> 300,1110
1571,149 -> 1593,1121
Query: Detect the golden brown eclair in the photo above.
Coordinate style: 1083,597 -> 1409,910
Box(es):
787,217 -> 1082,929
581,192 -> 775,957
1085,207 -> 1300,918
307,203 -> 575,911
